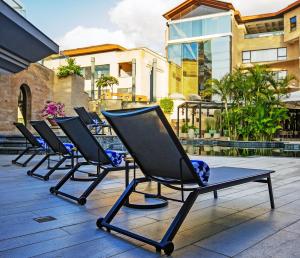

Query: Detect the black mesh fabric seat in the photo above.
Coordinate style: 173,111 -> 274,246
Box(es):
74,107 -> 109,135
49,117 -> 130,205
27,120 -> 78,181
12,123 -> 45,167
97,106 -> 275,255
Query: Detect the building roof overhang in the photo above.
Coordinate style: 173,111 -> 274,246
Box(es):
0,0 -> 59,73
235,0 -> 300,24
60,44 -> 127,58
163,0 -> 235,20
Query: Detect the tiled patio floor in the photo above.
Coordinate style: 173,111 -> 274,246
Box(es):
0,154 -> 300,257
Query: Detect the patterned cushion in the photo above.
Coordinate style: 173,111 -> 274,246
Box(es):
190,159 -> 210,184
105,150 -> 126,166
63,143 -> 76,152
35,137 -> 47,149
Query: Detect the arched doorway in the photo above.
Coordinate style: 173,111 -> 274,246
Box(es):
18,84 -> 31,126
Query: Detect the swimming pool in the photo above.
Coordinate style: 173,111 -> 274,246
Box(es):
183,144 -> 300,157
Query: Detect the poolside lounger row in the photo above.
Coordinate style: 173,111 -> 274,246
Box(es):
11,105 -> 275,255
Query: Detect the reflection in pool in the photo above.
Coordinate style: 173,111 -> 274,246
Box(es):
183,144 -> 300,157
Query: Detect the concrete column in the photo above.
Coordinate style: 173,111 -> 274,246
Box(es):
91,57 -> 95,100
132,58 -> 136,102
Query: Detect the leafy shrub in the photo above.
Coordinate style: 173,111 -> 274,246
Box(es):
57,58 -> 82,78
159,98 -> 174,114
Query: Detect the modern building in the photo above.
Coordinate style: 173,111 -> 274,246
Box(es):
44,45 -> 169,102
164,0 -> 300,98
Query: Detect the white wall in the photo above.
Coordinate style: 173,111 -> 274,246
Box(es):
43,48 -> 169,100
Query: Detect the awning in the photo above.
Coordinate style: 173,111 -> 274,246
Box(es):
0,0 -> 59,73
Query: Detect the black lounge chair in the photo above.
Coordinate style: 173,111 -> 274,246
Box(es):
50,117 -> 131,205
97,106 -> 275,255
27,120 -> 78,181
74,107 -> 111,135
12,123 -> 45,167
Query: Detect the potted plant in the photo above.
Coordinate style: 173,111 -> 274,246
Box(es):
204,117 -> 212,139
56,58 -> 82,78
188,125 -> 196,139
181,124 -> 189,138
213,110 -> 221,139
41,101 -> 65,126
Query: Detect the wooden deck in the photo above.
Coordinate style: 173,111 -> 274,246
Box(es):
0,154 -> 300,257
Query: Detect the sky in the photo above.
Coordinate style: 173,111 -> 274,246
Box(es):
21,0 -> 296,54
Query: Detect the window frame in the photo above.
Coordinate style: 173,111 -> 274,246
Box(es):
290,16 -> 297,32
242,47 -> 287,64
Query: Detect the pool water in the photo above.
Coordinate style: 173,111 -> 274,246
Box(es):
183,144 -> 300,157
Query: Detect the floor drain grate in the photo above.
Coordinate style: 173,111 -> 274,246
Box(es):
33,216 -> 57,223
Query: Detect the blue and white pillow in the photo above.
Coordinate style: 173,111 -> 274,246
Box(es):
190,160 -> 210,184
105,150 -> 126,166
36,137 -> 47,150
63,143 -> 75,152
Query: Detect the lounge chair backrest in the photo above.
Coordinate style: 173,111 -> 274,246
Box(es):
56,117 -> 112,165
74,107 -> 94,125
13,122 -> 41,147
30,121 -> 69,155
102,106 -> 203,185
89,112 -> 103,124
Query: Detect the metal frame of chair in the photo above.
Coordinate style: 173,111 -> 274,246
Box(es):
49,117 -> 133,205
97,106 -> 275,255
12,122 -> 45,167
27,120 -> 78,181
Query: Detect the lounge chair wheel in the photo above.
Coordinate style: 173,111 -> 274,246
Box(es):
96,218 -> 104,228
78,197 -> 86,205
27,170 -> 32,176
12,160 -> 16,164
163,242 -> 174,256
44,176 -> 49,181
49,187 -> 56,194
22,164 -> 26,167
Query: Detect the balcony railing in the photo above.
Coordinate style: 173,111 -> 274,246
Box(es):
245,31 -> 284,39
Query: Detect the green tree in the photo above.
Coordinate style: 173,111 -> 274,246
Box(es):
96,75 -> 119,99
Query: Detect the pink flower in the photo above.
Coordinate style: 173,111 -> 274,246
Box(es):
41,101 -> 65,118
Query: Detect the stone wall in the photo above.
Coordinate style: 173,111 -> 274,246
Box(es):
0,64 -> 89,135
53,75 -> 89,116
0,64 -> 53,135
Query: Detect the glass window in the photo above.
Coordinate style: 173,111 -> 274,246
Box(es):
95,64 -> 110,78
251,49 -> 277,62
278,47 -> 287,60
290,16 -> 297,32
169,15 -> 231,40
168,44 -> 182,66
242,51 -> 250,63
167,36 -> 231,97
242,48 -> 287,63
277,70 -> 287,80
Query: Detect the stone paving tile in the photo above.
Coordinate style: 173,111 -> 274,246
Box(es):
0,155 -> 300,257
195,210 -> 300,257
235,230 -> 300,258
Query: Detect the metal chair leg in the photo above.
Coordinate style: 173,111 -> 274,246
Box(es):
27,154 -> 50,175
267,176 -> 275,209
12,147 -> 30,165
